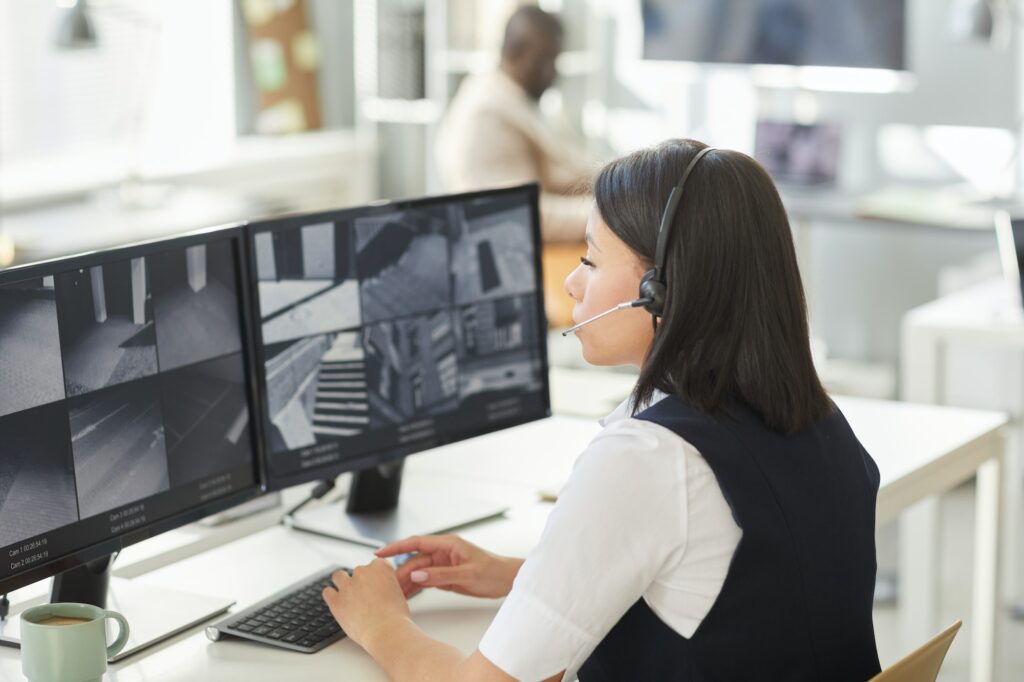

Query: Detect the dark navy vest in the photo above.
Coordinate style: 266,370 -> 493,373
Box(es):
578,395 -> 881,682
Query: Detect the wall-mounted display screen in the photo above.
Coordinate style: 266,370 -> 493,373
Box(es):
642,0 -> 906,71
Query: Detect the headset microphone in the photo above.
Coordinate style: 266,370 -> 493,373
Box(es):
561,298 -> 652,336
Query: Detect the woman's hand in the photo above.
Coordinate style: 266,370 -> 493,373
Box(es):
376,534 -> 524,599
322,559 -> 411,651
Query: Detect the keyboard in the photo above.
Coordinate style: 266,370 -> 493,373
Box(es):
206,566 -> 350,653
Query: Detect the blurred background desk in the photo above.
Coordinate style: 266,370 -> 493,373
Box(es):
902,279 -> 1024,627
779,184 -> 1013,401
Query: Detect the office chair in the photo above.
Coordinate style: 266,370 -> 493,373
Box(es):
868,620 -> 962,682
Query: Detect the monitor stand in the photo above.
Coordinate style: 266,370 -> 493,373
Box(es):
286,461 -> 508,548
0,555 -> 233,661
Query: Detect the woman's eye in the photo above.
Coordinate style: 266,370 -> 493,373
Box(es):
579,256 -> 595,268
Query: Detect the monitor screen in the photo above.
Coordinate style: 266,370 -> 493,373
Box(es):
995,212 -> 1024,309
1013,220 -> 1024,306
0,228 -> 261,591
754,120 -> 841,186
642,0 -> 906,71
249,185 -> 550,490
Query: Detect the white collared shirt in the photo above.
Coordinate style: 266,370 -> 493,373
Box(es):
479,393 -> 742,682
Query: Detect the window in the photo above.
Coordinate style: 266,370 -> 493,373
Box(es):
0,0 -> 235,200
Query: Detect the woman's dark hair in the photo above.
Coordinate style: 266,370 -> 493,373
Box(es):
594,139 -> 831,434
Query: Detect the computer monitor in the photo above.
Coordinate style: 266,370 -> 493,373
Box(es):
754,120 -> 841,187
995,211 -> 1024,311
247,184 -> 550,545
0,225 -> 263,659
641,0 -> 906,71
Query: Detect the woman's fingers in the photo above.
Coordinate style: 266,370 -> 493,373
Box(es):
330,569 -> 350,590
376,535 -> 454,558
323,570 -> 349,614
407,564 -> 474,588
395,554 -> 435,581
395,555 -> 435,597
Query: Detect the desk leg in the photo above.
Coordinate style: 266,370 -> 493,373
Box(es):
899,497 -> 940,652
971,457 -> 1002,682
899,323 -> 941,404
898,321 -> 943,656
1004,426 -> 1023,609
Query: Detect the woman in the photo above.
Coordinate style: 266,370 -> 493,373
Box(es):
322,139 -> 882,681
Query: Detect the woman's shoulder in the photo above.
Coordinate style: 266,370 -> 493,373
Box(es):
573,411 -> 700,491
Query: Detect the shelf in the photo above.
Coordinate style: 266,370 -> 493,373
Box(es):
361,97 -> 442,124
437,49 -> 598,77
439,49 -> 495,74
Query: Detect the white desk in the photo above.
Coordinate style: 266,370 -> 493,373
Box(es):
902,280 -> 1024,682
0,399 -> 1007,682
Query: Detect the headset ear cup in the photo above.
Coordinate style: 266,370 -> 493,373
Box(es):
639,269 -> 665,317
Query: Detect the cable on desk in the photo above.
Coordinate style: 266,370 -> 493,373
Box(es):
0,593 -> 8,622
282,479 -> 338,520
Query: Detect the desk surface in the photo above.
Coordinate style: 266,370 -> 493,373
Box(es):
780,184 -> 1010,232
904,278 -> 1024,342
835,396 -> 1006,522
0,397 -> 1008,682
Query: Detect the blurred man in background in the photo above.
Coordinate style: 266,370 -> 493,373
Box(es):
436,5 -> 592,245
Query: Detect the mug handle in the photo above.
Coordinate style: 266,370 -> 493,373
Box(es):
102,610 -> 131,659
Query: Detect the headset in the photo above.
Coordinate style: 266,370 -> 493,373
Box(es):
638,145 -> 716,318
562,146 -> 716,336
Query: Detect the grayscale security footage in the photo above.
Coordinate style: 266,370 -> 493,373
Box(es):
0,402 -> 78,547
150,241 -> 243,371
451,199 -> 536,305
255,190 -> 544,458
455,295 -> 544,401
255,223 -> 362,345
161,354 -> 252,487
355,209 -> 453,324
363,310 -> 461,427
68,378 -> 170,519
263,331 -> 368,452
57,259 -> 158,397
0,277 -> 65,419
0,237 -> 254,554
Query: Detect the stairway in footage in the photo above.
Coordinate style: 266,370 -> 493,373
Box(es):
312,335 -> 370,438
358,226 -> 449,323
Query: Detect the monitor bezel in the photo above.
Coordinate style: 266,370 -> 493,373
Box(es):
245,183 -> 552,493
0,223 -> 267,595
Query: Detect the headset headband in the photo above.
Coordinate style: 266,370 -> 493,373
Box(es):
652,146 -> 716,280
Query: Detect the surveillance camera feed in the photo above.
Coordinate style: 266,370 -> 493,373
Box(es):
252,188 -> 547,482
0,236 -> 256,582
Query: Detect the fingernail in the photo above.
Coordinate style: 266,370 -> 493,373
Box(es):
410,570 -> 428,582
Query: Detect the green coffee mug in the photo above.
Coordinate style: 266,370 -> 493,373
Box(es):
20,602 -> 129,682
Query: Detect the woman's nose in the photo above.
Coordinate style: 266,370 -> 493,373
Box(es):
563,265 -> 583,302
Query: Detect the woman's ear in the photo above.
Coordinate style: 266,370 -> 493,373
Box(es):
634,258 -> 654,284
